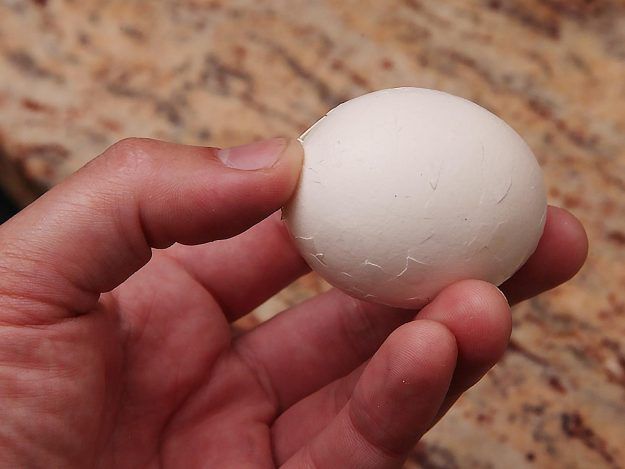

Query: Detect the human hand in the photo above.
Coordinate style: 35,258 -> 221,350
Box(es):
0,137 -> 587,468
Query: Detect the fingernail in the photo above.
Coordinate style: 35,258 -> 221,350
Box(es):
217,138 -> 287,170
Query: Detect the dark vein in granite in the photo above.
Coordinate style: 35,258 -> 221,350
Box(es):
526,98 -> 601,151
561,412 -> 617,467
532,417 -> 560,457
508,338 -> 551,367
402,0 -> 452,28
198,53 -> 297,127
420,46 -> 604,154
5,51 -> 64,84
542,0 -> 608,18
485,0 -> 561,38
0,142 -> 49,199
200,53 -> 254,96
262,42 -> 349,109
410,441 -> 460,469
106,83 -> 185,126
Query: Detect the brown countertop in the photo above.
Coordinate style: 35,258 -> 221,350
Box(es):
1,1 -> 625,467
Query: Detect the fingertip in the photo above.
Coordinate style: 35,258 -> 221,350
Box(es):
404,319 -> 458,362
284,138 -> 305,169
419,280 -> 512,374
501,205 -> 588,304
246,138 -> 303,218
382,320 -> 458,387
274,138 -> 304,188
544,206 -> 589,279
355,319 -> 459,402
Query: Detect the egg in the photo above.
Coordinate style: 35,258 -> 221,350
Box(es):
283,88 -> 547,309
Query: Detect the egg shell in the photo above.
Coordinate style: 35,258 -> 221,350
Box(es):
283,88 -> 547,309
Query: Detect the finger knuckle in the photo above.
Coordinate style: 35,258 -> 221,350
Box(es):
348,398 -> 406,461
107,137 -> 149,156
104,138 -> 159,176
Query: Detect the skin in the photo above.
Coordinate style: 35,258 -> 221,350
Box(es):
0,137 -> 587,468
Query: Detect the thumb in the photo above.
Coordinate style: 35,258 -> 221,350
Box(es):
0,137 -> 303,324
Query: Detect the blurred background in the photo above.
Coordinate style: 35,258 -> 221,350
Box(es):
1,0 -> 624,467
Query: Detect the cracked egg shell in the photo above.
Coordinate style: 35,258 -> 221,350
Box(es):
283,88 -> 547,309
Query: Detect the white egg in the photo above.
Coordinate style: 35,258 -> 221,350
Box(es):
283,88 -> 547,309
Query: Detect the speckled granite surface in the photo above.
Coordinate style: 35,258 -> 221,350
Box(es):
1,0 -> 625,467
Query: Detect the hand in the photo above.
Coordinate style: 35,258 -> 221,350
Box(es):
0,137 -> 587,468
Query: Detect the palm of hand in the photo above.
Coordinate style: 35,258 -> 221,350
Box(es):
12,251 -> 285,468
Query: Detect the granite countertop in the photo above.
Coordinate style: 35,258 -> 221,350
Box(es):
1,1 -> 625,467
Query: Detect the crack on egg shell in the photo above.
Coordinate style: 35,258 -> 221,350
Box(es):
496,178 -> 513,204
393,255 -> 430,281
306,252 -> 328,269
464,228 -> 479,246
423,196 -> 434,212
361,260 -> 386,278
346,285 -> 367,297
363,259 -> 384,269
538,207 -> 547,228
407,255 -> 430,266
429,164 -> 442,190
313,253 -> 327,266
479,245 -> 504,265
405,296 -> 430,304
296,236 -> 329,268
491,175 -> 512,204
353,260 -> 390,288
419,232 -> 434,245
484,221 -> 507,248
395,267 -> 408,278
303,166 -> 322,184
479,186 -> 487,206
295,236 -> 317,252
